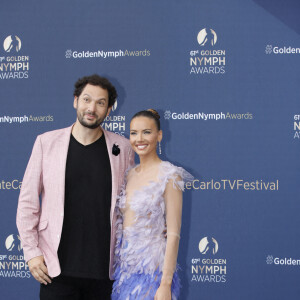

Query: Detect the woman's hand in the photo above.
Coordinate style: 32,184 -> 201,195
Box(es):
154,283 -> 171,300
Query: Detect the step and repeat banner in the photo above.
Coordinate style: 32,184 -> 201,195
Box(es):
1,0 -> 300,299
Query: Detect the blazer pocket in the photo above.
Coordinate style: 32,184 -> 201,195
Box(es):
38,219 -> 48,231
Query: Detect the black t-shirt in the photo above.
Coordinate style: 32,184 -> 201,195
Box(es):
58,133 -> 112,279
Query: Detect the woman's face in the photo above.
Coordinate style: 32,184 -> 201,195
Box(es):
130,116 -> 162,157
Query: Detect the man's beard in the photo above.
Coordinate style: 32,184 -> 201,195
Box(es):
77,111 -> 106,129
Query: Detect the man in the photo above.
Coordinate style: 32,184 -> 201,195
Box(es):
16,74 -> 134,299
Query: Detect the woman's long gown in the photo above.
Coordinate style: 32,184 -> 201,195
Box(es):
112,161 -> 192,300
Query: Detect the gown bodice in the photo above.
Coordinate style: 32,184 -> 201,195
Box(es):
114,161 -> 192,275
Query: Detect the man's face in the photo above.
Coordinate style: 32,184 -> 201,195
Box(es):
73,84 -> 111,129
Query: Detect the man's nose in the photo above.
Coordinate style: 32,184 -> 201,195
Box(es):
88,101 -> 96,112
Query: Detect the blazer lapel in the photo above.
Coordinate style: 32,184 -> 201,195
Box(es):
103,129 -> 120,223
56,125 -> 73,207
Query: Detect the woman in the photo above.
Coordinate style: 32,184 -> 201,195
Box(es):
112,109 -> 192,300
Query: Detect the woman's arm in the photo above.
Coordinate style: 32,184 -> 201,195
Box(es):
155,176 -> 183,300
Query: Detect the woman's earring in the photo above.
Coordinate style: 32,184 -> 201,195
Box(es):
159,141 -> 162,155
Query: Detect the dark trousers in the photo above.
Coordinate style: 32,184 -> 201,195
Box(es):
40,275 -> 113,300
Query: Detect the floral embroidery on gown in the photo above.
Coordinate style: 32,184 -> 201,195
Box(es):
112,161 -> 193,300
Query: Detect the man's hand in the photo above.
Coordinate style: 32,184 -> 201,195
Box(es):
28,256 -> 52,285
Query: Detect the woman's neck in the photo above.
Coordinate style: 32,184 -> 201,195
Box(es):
138,153 -> 161,172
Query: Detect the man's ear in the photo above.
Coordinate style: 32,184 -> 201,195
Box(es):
73,96 -> 78,109
106,106 -> 112,117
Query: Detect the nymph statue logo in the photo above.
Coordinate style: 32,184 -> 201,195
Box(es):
197,29 -> 217,47
3,35 -> 22,53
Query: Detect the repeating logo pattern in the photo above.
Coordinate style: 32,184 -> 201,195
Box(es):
197,29 -> 217,46
266,255 -> 273,264
189,27 -> 225,75
164,110 -> 171,120
1,34 -> 30,80
0,234 -> 30,279
112,100 -> 118,112
3,35 -> 21,53
65,49 -> 72,58
5,234 -> 22,252
265,44 -> 300,55
191,236 -> 226,284
265,45 -> 273,54
199,237 -> 219,255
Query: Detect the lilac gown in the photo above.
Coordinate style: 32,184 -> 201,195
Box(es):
112,161 -> 192,300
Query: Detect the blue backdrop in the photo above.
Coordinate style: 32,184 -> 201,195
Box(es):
1,0 -> 300,299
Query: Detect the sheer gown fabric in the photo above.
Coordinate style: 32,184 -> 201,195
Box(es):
112,161 -> 193,300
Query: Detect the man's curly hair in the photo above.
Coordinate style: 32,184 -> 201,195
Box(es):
73,74 -> 117,107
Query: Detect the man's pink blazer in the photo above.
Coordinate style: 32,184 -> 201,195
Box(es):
16,125 -> 134,279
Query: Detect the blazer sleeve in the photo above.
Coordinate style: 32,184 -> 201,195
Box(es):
16,135 -> 44,263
